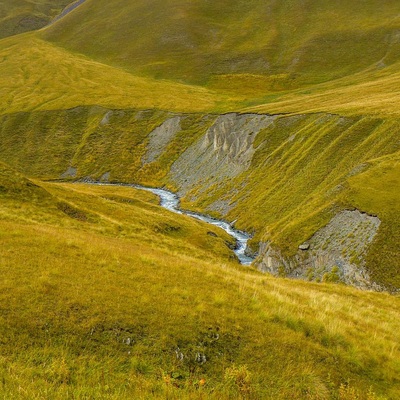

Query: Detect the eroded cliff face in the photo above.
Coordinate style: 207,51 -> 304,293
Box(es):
256,210 -> 383,290
170,113 -> 276,195
143,116 -> 182,164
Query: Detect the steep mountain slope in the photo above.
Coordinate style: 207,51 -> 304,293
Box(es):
0,0 -> 71,39
42,0 -> 400,88
0,1 -> 399,292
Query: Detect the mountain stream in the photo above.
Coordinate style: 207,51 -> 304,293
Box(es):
91,183 -> 254,265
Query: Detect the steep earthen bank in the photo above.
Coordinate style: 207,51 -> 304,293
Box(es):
0,107 -> 399,290
257,210 -> 383,291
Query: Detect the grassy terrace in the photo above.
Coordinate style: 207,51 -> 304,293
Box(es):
0,35 -> 220,115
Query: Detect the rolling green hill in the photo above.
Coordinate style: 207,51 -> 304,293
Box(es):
1,0 -> 400,117
0,34 -> 219,115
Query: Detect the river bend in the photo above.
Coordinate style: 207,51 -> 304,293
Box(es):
91,182 -> 254,265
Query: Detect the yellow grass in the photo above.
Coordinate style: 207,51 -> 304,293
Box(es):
0,34 -> 219,115
0,174 -> 398,398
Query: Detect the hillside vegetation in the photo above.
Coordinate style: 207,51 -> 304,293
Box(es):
0,0 -> 70,39
42,0 -> 400,88
0,34 -> 219,115
0,164 -> 399,399
1,1 -> 400,115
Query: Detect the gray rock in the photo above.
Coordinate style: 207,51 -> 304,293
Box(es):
60,166 -> 77,179
100,110 -> 113,126
170,113 -> 276,196
195,353 -> 207,364
143,116 -> 182,164
100,172 -> 110,182
256,210 -> 383,291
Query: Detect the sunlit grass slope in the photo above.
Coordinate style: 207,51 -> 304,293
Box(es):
243,62 -> 400,117
0,34 -> 219,115
0,167 -> 399,399
0,0 -> 70,39
3,1 -> 400,116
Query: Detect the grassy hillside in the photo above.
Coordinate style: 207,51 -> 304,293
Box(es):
41,0 -> 400,89
243,63 -> 400,117
0,0 -> 71,39
0,165 -> 399,398
0,34 -> 219,115
2,2 -> 400,116
0,1 -> 400,398
173,114 -> 400,290
344,154 -> 400,288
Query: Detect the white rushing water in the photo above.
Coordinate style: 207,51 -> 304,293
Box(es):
90,182 -> 254,265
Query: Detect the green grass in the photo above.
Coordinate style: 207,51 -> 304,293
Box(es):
0,34 -> 220,115
41,0 -> 400,88
2,1 -> 400,116
343,154 -> 400,289
0,165 -> 399,398
243,62 -> 400,117
177,114 -> 400,289
0,2 -> 400,398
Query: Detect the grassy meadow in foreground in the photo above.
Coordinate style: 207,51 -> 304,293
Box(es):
0,168 -> 399,399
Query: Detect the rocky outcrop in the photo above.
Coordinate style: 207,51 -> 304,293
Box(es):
143,116 -> 182,163
256,210 -> 383,290
170,113 -> 276,195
